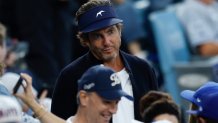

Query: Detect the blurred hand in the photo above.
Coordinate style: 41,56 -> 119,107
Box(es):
14,73 -> 36,107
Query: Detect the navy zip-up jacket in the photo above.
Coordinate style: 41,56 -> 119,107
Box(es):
51,51 -> 158,121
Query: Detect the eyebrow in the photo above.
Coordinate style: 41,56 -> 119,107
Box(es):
91,25 -> 116,34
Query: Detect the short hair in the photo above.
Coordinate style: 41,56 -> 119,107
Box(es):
76,92 -> 81,105
75,0 -> 112,22
143,99 -> 181,123
139,91 -> 180,123
75,0 -> 122,47
139,91 -> 172,116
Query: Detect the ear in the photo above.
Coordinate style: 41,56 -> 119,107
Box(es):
79,91 -> 89,106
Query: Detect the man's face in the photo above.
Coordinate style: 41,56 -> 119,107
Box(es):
86,92 -> 119,123
86,25 -> 121,62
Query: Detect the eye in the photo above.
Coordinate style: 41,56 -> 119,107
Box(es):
108,29 -> 114,35
94,34 -> 101,39
103,100 -> 111,104
89,33 -> 101,41
103,100 -> 119,105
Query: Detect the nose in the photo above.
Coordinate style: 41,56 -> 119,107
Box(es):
102,35 -> 111,46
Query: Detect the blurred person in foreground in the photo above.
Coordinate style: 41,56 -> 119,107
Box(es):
0,95 -> 22,123
181,81 -> 218,123
140,91 -> 180,123
16,65 -> 133,123
51,0 -> 158,122
0,22 -> 10,96
0,22 -> 7,76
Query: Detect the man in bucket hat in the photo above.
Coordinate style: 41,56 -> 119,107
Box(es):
51,0 -> 158,122
181,81 -> 218,123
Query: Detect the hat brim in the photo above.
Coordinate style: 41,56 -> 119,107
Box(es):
181,90 -> 200,115
180,90 -> 196,103
97,90 -> 134,101
80,18 -> 123,33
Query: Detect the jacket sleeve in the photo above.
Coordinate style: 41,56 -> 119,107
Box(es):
51,69 -> 78,119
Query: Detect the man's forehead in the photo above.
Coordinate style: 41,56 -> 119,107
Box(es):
90,92 -> 120,102
89,25 -> 116,34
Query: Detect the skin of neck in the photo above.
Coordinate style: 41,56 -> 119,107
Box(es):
103,54 -> 124,72
73,107 -> 90,123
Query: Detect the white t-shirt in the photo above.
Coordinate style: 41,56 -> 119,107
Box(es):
113,68 -> 134,123
66,116 -> 74,123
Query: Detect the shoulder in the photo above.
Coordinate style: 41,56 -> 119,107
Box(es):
57,52 -> 102,80
0,82 -> 11,96
60,54 -> 89,75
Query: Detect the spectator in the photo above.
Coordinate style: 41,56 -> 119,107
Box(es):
0,22 -> 6,64
181,81 -> 218,123
0,22 -> 9,96
0,95 -> 22,123
178,0 -> 218,56
16,65 -> 133,123
140,91 -> 181,123
0,74 -> 40,123
51,0 -> 158,122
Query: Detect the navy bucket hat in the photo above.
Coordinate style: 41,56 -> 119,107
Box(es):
78,65 -> 133,101
78,5 -> 123,33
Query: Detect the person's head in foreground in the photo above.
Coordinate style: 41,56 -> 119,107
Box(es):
140,91 -> 180,123
181,81 -> 218,123
0,22 -> 7,75
76,0 -> 123,62
0,95 -> 22,123
75,65 -> 133,123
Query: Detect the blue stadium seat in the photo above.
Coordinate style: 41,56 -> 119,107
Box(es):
149,10 -> 218,105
